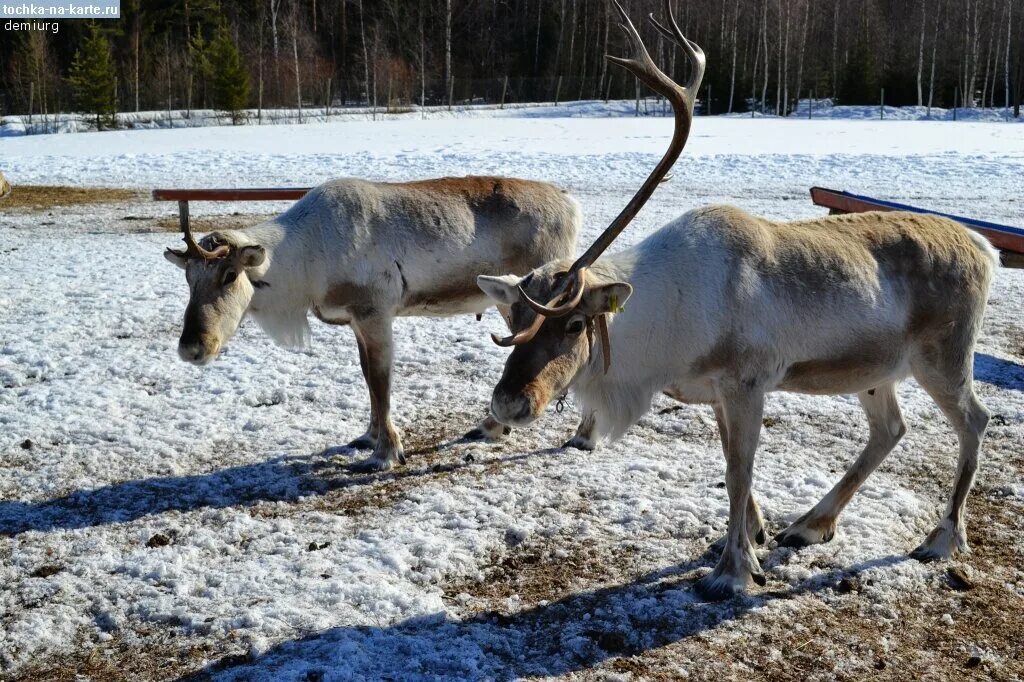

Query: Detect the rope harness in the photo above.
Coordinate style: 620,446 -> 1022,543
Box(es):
586,314 -> 613,375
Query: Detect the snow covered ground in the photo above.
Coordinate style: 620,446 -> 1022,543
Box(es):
3,99 -> 1020,137
1,114 -> 1023,680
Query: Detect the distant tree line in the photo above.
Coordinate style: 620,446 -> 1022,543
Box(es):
2,0 -> 1022,128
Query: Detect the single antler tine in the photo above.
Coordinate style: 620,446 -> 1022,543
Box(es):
605,54 -> 635,71
492,313 -> 545,347
663,0 -> 706,90
648,15 -> 676,45
609,0 -> 632,25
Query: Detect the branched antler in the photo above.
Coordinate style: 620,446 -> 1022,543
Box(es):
502,0 -> 704,340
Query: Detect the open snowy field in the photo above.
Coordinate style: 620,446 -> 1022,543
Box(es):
1,114 -> 1023,680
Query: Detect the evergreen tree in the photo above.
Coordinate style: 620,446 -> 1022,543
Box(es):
67,24 -> 117,130
208,26 -> 251,124
840,37 -> 881,105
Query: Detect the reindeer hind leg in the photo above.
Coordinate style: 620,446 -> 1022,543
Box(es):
345,333 -> 380,451
909,337 -> 989,562
346,316 -> 406,472
776,382 -> 906,548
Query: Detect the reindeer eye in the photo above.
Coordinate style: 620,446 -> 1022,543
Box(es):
565,318 -> 586,336
222,270 -> 238,286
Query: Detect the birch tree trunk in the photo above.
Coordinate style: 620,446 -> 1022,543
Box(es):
1007,0 -> 1013,112
566,0 -> 577,87
727,0 -> 739,113
795,0 -> 809,112
358,0 -> 371,114
781,1 -> 790,116
577,0 -> 588,101
445,0 -> 453,104
981,6 -> 996,108
419,0 -> 426,107
927,1 -> 940,115
597,0 -> 610,99
761,0 -> 770,113
184,0 -> 192,115
133,12 -> 141,112
534,0 -> 543,74
968,0 -> 981,107
916,0 -> 926,106
292,0 -> 303,122
832,0 -> 840,99
751,1 -> 762,113
270,0 -> 280,62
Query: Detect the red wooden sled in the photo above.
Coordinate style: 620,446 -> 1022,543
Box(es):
810,187 -> 1024,267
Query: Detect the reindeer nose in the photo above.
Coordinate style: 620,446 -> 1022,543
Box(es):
178,342 -> 207,364
490,391 -> 535,426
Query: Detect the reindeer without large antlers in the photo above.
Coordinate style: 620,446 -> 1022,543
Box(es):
478,0 -> 996,600
165,176 -> 582,471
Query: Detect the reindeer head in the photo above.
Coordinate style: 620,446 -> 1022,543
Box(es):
164,227 -> 267,365
479,0 -> 703,427
480,265 -> 633,425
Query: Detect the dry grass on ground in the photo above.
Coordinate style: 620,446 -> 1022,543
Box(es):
0,185 -> 141,211
152,214 -> 279,233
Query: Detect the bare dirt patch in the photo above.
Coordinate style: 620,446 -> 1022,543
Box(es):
1,185 -> 141,211
576,492 -> 1024,681
152,213 -> 278,233
444,535 -> 655,613
5,634 -> 239,682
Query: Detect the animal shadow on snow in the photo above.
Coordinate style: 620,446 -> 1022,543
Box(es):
183,554 -> 909,681
974,353 -> 1024,392
0,446 -> 542,536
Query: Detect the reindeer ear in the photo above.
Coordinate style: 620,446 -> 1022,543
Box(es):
580,282 -> 633,315
239,245 -> 267,269
164,248 -> 188,270
477,274 -> 522,306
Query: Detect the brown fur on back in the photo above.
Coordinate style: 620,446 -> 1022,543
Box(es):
700,206 -> 994,336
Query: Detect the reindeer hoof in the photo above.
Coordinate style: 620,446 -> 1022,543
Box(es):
775,517 -> 836,549
755,528 -> 767,545
460,423 -> 510,443
911,522 -> 966,563
909,546 -> 943,563
345,455 -> 397,473
345,435 -> 375,451
775,531 -> 810,549
562,437 -> 595,451
694,573 -> 745,601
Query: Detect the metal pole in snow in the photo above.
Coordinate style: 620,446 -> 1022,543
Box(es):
880,88 -> 885,120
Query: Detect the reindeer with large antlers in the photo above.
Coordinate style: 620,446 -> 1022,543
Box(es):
165,176 -> 582,471
478,0 -> 997,599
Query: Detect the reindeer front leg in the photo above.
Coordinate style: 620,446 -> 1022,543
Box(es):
348,315 -> 405,472
696,386 -> 766,600
563,410 -> 598,450
463,303 -> 515,443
